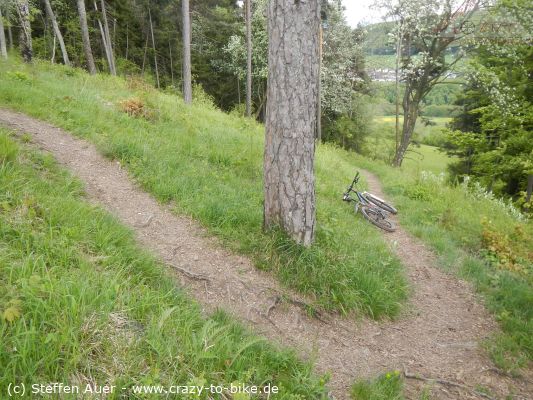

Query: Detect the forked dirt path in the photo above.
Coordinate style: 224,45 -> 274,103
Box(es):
1,108 -> 530,400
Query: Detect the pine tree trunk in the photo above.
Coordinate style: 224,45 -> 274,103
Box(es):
263,0 -> 320,247
77,0 -> 96,74
148,8 -> 160,88
0,8 -> 7,59
182,0 -> 192,104
43,0 -> 70,66
245,0 -> 252,117
16,0 -> 32,63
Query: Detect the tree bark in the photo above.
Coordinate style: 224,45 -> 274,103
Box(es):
148,8 -> 160,88
16,0 -> 32,63
101,0 -> 116,75
393,92 -> 419,167
97,0 -> 116,75
77,0 -> 96,74
245,0 -> 252,117
182,0 -> 192,104
264,0 -> 320,246
0,8 -> 7,59
43,0 -> 70,66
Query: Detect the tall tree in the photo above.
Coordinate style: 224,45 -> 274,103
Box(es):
100,0 -> 116,75
43,0 -> 70,66
15,0 -> 32,63
263,0 -> 320,246
377,0 -> 480,167
95,0 -> 116,75
0,7 -> 7,59
77,0 -> 96,74
148,8 -> 160,88
245,0 -> 252,116
182,0 -> 192,103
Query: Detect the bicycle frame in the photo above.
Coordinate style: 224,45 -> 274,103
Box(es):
343,173 -> 386,215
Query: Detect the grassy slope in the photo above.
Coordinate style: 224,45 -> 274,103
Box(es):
0,128 -> 328,398
0,59 -> 408,319
351,155 -> 533,373
1,58 -> 531,373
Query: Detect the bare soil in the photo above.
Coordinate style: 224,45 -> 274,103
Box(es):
1,108 -> 530,400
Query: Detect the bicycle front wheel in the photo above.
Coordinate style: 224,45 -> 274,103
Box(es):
363,192 -> 398,214
360,205 -> 396,232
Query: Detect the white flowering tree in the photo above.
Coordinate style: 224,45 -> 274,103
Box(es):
376,0 -> 481,166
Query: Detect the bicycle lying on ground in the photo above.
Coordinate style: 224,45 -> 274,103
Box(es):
342,172 -> 397,232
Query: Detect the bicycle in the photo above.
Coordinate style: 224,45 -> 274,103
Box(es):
342,172 -> 397,232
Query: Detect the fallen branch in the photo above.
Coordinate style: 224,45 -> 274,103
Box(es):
403,366 -> 495,400
174,265 -> 210,281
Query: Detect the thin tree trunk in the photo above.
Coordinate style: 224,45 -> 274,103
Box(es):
168,36 -> 174,86
43,0 -> 70,66
16,0 -> 32,63
264,0 -> 320,246
245,0 -> 252,117
96,17 -> 111,71
125,22 -> 129,60
237,76 -> 241,105
317,25 -> 322,142
5,7 -> 14,50
0,8 -> 7,59
182,0 -> 192,104
148,8 -> 160,88
51,34 -> 56,62
526,175 -> 533,203
141,36 -> 148,75
77,0 -> 96,74
393,95 -> 419,167
394,28 -> 402,155
99,0 -> 116,75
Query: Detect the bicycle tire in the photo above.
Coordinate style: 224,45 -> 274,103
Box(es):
363,192 -> 398,214
360,205 -> 396,232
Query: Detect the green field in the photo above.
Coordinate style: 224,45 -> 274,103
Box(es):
366,116 -> 453,174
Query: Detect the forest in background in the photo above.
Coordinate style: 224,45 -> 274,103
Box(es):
0,0 -> 531,205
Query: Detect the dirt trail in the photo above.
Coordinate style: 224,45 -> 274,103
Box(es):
1,108 -> 530,400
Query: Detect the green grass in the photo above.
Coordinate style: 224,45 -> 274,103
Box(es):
351,371 -> 404,400
350,156 -> 533,374
0,127 -> 329,398
366,116 -> 453,174
0,58 -> 408,319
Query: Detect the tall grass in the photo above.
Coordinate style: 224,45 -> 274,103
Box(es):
0,128 -> 328,398
0,58 -> 408,319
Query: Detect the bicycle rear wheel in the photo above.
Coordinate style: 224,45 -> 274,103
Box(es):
360,205 -> 396,232
363,192 -> 398,214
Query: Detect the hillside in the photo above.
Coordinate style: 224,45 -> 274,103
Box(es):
1,58 -> 532,398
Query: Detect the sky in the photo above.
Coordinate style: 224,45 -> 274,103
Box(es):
342,0 -> 385,27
